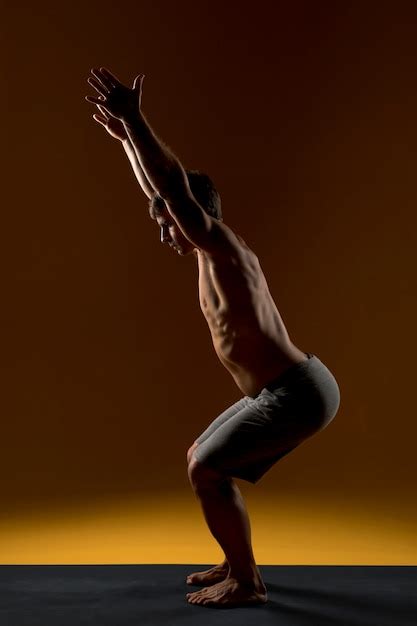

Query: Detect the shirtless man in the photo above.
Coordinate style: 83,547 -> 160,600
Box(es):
85,68 -> 341,609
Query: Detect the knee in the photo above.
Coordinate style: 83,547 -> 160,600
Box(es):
188,456 -> 229,491
187,441 -> 199,465
187,456 -> 201,482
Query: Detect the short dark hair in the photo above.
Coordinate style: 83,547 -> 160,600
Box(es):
185,170 -> 222,221
148,170 -> 222,221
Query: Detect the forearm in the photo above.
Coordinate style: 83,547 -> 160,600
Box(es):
121,137 -> 155,200
122,112 -> 188,200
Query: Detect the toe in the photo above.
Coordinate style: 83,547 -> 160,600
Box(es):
187,589 -> 206,603
197,586 -> 210,596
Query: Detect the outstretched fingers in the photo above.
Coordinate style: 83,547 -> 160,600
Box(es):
87,76 -> 108,96
97,104 -> 110,118
92,113 -> 107,126
85,66 -> 141,122
99,67 -> 123,88
85,94 -> 106,105
90,67 -> 111,88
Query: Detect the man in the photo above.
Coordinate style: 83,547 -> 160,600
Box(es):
85,68 -> 341,608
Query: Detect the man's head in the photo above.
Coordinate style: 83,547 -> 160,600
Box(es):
148,170 -> 222,256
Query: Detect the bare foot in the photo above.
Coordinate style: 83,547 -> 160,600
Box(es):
186,561 -> 229,586
186,575 -> 268,607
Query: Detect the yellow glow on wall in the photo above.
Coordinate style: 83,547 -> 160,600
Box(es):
1,492 -> 415,565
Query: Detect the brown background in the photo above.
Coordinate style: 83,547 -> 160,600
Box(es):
0,1 -> 416,561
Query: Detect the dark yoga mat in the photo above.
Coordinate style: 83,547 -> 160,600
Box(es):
0,564 -> 416,626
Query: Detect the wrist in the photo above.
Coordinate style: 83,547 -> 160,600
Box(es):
122,110 -> 145,129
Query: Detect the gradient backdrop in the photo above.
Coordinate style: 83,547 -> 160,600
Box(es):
1,1 -> 416,564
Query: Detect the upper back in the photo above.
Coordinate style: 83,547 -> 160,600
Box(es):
206,219 -> 253,261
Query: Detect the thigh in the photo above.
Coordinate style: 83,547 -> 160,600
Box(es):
194,396 -> 251,446
193,392 -> 316,482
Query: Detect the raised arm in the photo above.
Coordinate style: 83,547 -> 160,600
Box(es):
90,103 -> 155,200
85,67 -> 223,252
122,107 -> 217,249
122,136 -> 155,200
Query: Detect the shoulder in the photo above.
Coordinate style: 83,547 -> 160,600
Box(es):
205,220 -> 254,261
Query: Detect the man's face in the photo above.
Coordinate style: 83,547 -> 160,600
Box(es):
153,204 -> 195,256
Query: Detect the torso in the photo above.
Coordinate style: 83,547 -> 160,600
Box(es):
195,225 -> 308,397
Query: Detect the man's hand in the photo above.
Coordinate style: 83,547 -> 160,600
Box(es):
86,67 -> 191,208
92,104 -> 128,142
85,67 -> 144,122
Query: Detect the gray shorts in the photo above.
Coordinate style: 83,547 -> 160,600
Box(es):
193,353 -> 341,484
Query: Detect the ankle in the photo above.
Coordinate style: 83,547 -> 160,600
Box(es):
228,563 -> 261,585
